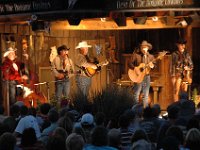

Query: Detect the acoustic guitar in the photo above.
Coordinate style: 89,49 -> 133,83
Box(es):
56,70 -> 80,80
182,68 -> 193,84
82,60 -> 109,77
128,51 -> 167,83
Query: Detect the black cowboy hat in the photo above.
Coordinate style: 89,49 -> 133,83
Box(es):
176,38 -> 187,44
57,45 -> 70,51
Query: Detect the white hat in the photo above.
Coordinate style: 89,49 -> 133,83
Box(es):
3,47 -> 17,57
75,41 -> 92,49
81,113 -> 94,126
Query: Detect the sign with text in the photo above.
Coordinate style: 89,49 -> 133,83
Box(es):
0,0 -> 68,14
106,0 -> 199,10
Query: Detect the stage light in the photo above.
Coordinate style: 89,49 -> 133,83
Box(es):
133,16 -> 147,24
152,16 -> 158,22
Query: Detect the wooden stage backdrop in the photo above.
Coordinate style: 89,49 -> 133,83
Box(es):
1,25 -> 200,111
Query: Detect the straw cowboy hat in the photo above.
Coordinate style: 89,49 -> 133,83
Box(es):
140,40 -> 152,50
75,41 -> 92,49
3,47 -> 17,57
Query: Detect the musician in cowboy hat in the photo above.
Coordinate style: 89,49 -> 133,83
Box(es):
51,44 -> 75,104
128,40 -> 155,107
171,38 -> 193,101
1,47 -> 28,106
75,41 -> 97,97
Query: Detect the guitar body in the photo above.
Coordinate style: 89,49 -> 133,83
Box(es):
128,51 -> 167,83
82,60 -> 109,77
83,66 -> 101,77
128,63 -> 150,83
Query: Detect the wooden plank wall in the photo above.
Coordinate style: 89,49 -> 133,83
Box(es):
1,24 -> 200,110
0,25 -> 123,102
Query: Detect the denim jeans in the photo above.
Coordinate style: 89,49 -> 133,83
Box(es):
133,75 -> 150,107
76,75 -> 91,97
55,78 -> 70,102
3,80 -> 18,106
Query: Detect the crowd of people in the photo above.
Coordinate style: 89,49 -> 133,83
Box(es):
0,92 -> 200,150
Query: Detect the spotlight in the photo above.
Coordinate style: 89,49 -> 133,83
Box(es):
152,16 -> 158,21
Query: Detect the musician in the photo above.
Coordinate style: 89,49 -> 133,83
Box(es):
51,45 -> 75,103
75,41 -> 97,97
1,47 -> 28,106
128,40 -> 155,107
171,38 -> 193,101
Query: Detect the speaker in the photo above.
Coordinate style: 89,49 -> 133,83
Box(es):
68,18 -> 81,26
114,16 -> 127,27
31,21 -> 45,31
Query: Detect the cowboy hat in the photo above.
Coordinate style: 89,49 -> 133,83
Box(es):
140,40 -> 152,50
3,47 -> 17,57
75,41 -> 92,49
176,38 -> 187,44
57,45 -> 70,51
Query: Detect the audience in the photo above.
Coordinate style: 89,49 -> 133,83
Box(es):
1,90 -> 200,150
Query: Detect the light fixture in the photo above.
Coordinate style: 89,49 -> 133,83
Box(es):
152,16 -> 158,21
133,16 -> 147,24
100,18 -> 106,22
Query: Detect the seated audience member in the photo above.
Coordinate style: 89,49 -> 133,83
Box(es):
46,135 -> 66,150
83,126 -> 117,150
36,103 -> 51,131
139,106 -> 157,142
95,112 -> 106,127
107,128 -> 122,150
58,114 -> 73,135
118,113 -> 133,150
14,107 -> 41,139
160,136 -> 180,150
0,132 -> 18,150
3,105 -> 20,132
184,128 -> 200,150
39,109 -> 59,144
52,127 -> 68,140
19,127 -> 45,150
75,113 -> 95,144
66,133 -> 85,150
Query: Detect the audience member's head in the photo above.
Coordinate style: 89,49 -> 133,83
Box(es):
167,104 -> 180,120
184,128 -> 200,150
131,139 -> 152,150
160,136 -> 180,150
81,113 -> 95,128
53,127 -> 68,140
20,105 -> 28,116
21,127 -> 37,147
40,103 -> 51,115
58,115 -> 73,134
165,125 -> 184,145
0,132 -> 16,150
131,129 -> 149,143
66,133 -> 85,150
118,114 -> 130,129
46,135 -> 66,150
48,109 -> 59,123
72,126 -> 86,142
152,104 -> 161,118
95,112 -> 106,126
186,117 -> 200,131
142,106 -> 153,119
107,128 -> 121,148
91,126 -> 108,146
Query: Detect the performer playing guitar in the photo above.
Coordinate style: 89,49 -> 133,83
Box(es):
128,40 -> 155,108
51,45 -> 75,103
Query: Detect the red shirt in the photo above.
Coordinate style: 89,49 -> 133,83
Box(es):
1,58 -> 22,81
